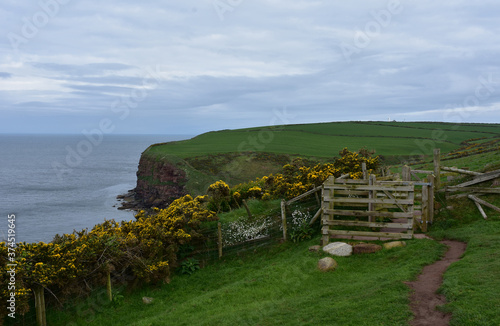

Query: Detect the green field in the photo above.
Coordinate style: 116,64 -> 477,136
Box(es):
140,121 -> 499,193
145,121 -> 500,159
47,237 -> 445,326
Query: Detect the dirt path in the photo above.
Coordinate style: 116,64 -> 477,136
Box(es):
406,240 -> 467,326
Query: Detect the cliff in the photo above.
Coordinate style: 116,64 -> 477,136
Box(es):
118,154 -> 188,210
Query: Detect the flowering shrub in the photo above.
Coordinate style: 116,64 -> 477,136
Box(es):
207,180 -> 231,212
230,148 -> 379,202
0,195 -> 217,319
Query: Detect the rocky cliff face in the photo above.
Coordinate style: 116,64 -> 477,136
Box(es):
132,155 -> 187,208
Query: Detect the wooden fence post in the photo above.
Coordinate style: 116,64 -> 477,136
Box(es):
217,222 -> 223,259
281,199 -> 287,241
434,148 -> 441,190
362,162 -> 368,180
321,184 -> 329,246
421,178 -> 429,232
106,269 -> 112,302
428,174 -> 435,224
34,285 -> 46,326
368,174 -> 376,222
402,165 -> 411,181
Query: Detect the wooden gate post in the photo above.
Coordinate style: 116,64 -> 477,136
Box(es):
33,285 -> 46,326
433,149 -> 441,190
217,222 -> 223,259
368,174 -> 376,222
402,165 -> 411,181
428,174 -> 435,224
281,199 -> 287,241
421,178 -> 429,232
106,269 -> 112,302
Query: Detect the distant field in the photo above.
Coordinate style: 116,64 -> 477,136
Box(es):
146,121 -> 500,159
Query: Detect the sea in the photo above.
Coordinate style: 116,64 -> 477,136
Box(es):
0,134 -> 191,243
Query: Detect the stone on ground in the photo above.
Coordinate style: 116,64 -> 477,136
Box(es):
308,245 -> 321,252
353,243 -> 382,254
318,257 -> 338,272
323,242 -> 352,256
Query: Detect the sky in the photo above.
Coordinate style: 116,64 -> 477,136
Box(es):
1,0 -> 500,135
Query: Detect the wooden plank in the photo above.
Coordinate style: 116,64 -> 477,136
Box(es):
334,190 -> 370,196
410,171 -> 422,181
326,197 -> 414,205
468,195 -> 500,213
308,208 -> 323,226
412,169 -> 433,174
328,230 -> 413,239
473,200 -> 488,219
441,166 -> 483,176
455,172 -> 500,188
286,185 -> 322,205
382,190 -> 407,212
333,179 -> 369,184
324,220 -> 412,229
444,187 -> 500,194
325,209 -> 414,218
325,185 -> 415,192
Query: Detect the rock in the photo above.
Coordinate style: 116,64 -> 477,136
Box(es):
309,245 -> 321,252
323,242 -> 353,256
142,296 -> 154,304
318,257 -> 338,272
353,243 -> 382,254
383,241 -> 406,250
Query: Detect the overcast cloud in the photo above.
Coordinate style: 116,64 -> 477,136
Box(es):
1,0 -> 499,134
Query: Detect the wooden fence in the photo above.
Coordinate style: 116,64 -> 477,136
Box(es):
321,175 -> 417,245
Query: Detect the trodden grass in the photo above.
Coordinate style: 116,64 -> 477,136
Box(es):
46,237 -> 444,326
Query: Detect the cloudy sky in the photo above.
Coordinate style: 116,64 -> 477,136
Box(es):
1,0 -> 500,135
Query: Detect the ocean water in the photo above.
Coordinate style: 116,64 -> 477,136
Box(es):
0,134 -> 190,243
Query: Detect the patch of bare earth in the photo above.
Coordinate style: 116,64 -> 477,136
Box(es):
406,240 -> 467,326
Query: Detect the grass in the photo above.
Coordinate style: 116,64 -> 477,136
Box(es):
46,236 -> 444,326
141,121 -> 500,194
430,220 -> 500,326
145,121 -> 500,160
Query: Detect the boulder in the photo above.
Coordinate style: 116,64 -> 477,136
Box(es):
318,257 -> 338,272
383,241 -> 406,250
309,245 -> 321,252
322,242 -> 352,256
353,243 -> 382,254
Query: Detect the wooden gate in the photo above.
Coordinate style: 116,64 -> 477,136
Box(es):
321,176 -> 415,245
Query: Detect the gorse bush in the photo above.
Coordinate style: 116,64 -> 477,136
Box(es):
209,148 -> 379,207
0,195 -> 217,320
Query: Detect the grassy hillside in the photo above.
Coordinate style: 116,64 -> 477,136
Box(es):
146,121 -> 500,159
140,121 -> 499,194
47,237 -> 444,326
